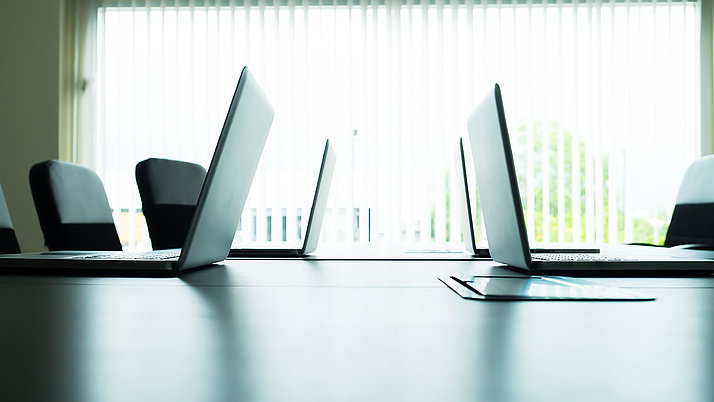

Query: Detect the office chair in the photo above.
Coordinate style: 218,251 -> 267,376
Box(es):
0,184 -> 21,254
135,158 -> 206,250
29,160 -> 122,251
662,155 -> 714,249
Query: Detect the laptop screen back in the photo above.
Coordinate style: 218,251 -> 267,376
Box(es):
466,84 -> 532,269
301,140 -> 337,254
178,67 -> 275,270
456,138 -> 478,255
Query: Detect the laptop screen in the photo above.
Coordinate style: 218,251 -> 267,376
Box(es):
178,67 -> 275,270
456,138 -> 479,255
301,139 -> 337,254
466,84 -> 532,269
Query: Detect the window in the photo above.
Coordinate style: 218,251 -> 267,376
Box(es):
73,0 -> 701,250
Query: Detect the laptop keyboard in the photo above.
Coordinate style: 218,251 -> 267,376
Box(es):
75,251 -> 181,260
531,253 -> 638,262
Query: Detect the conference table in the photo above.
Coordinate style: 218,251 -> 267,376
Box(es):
1,255 -> 713,402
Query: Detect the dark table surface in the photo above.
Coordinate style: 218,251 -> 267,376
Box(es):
1,259 -> 713,402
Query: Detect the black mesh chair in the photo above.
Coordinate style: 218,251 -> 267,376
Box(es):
29,160 -> 122,251
662,155 -> 714,249
0,184 -> 21,254
135,158 -> 206,250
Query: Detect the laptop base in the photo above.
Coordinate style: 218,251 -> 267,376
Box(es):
473,247 -> 600,258
229,249 -> 303,258
506,261 -> 714,277
0,259 -> 180,277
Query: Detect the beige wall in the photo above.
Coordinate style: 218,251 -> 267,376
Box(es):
0,0 -> 63,252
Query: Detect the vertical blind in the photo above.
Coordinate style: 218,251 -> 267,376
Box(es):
77,0 -> 700,250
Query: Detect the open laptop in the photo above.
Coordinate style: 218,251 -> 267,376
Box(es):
0,66 -> 274,274
455,137 -> 599,258
463,84 -> 714,275
229,138 -> 336,258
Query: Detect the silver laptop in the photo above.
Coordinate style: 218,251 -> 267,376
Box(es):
465,84 -> 714,275
455,137 -> 599,258
0,67 -> 274,274
229,138 -> 336,257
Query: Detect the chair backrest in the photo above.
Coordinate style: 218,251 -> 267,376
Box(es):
29,160 -> 122,251
664,155 -> 714,248
135,158 -> 207,250
0,184 -> 21,254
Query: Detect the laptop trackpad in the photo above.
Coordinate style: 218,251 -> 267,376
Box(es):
442,276 -> 654,301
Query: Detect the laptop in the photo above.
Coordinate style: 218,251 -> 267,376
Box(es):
455,137 -> 599,258
229,138 -> 336,257
0,66 -> 274,274
464,84 -> 714,275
